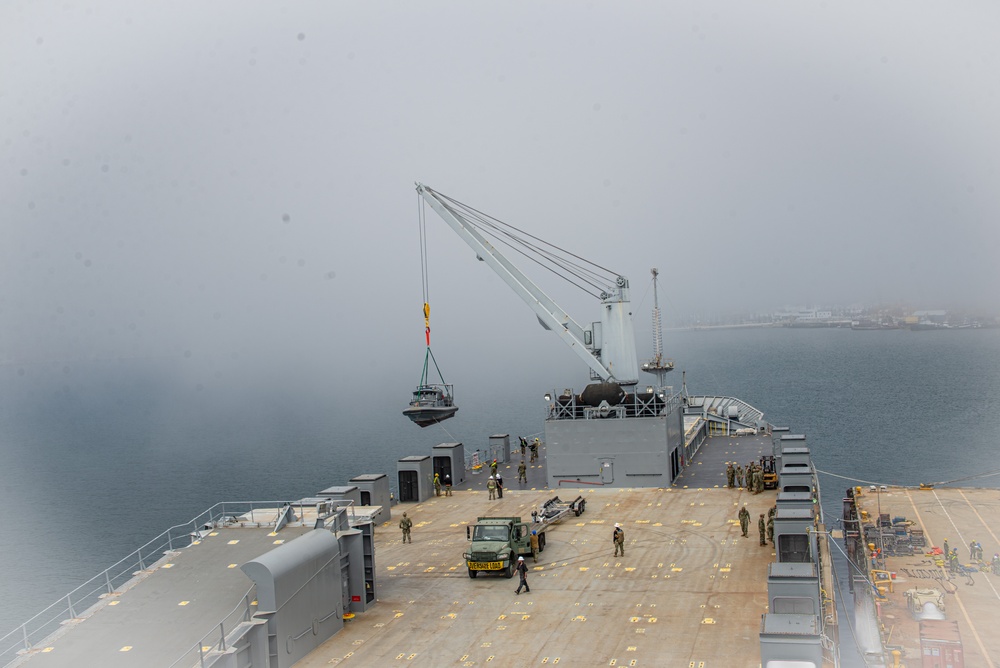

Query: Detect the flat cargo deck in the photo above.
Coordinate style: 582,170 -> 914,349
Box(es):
300,483 -> 779,667
854,486 -> 1000,667
16,435 -> 783,667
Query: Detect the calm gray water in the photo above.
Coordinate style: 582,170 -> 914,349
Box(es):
1,326 -> 999,651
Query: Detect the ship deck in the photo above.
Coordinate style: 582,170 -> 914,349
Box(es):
16,435 -> 782,667
854,486 -> 1000,667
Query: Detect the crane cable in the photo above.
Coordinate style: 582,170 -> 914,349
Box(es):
417,194 -> 434,349
416,196 -> 447,387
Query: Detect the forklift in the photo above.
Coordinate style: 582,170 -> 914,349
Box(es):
761,455 -> 778,490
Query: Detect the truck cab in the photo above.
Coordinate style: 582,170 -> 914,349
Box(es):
464,517 -> 532,578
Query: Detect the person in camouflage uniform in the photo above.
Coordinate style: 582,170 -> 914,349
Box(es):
726,462 -> 735,488
613,523 -> 626,557
518,460 -> 527,483
758,514 -> 767,546
738,506 -> 750,537
399,512 -> 413,543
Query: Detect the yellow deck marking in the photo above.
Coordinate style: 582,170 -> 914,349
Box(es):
672,567 -> 683,572
178,601 -> 189,606
273,540 -> 284,545
701,618 -> 716,624
268,532 -> 277,536
162,563 -> 174,568
42,647 -> 53,653
227,540 -> 239,545
108,600 -> 120,606
635,520 -> 649,524
119,646 -> 132,652
573,615 -> 586,621
904,488 -> 995,668
191,540 -> 201,545
208,532 -> 218,537
627,646 -> 637,651
719,567 -> 731,572
228,564 -> 238,569
579,567 -> 589,571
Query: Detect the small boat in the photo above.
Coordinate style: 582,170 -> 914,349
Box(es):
402,384 -> 458,427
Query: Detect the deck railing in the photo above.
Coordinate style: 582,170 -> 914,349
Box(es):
165,588 -> 257,668
0,500 -> 288,667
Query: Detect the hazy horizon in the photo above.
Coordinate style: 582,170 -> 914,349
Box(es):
4,2 -> 1000,384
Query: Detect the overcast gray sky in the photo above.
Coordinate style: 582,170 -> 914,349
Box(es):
3,1 -> 999,376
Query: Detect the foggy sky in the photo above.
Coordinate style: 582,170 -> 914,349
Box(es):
3,1 -> 1000,379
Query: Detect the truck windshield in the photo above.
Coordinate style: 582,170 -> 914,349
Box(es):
473,525 -> 510,541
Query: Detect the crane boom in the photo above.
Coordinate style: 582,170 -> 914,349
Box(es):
416,183 -> 638,385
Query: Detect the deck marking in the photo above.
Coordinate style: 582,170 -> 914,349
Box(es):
178,601 -> 189,606
108,600 -> 120,606
119,646 -> 132,652
228,564 -> 238,568
208,532 -> 218,537
42,647 -> 53,653
227,540 -> 239,545
957,489 -> 1000,558
905,488 -> 995,668
162,563 -> 174,568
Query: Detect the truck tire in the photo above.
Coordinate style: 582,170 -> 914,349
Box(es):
539,534 -> 546,552
468,569 -> 478,579
505,562 -> 514,579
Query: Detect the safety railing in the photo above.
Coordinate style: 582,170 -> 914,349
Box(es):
0,500 -> 288,667
165,588 -> 257,668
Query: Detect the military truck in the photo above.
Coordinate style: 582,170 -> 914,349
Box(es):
464,496 -> 585,578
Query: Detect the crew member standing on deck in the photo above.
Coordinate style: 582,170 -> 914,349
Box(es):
758,514 -> 767,546
613,523 -> 625,557
726,462 -> 735,488
487,475 -> 497,500
520,436 -> 527,458
518,460 -> 527,483
496,472 -> 504,499
992,553 -> 1000,575
443,473 -> 452,496
738,506 -> 750,537
767,514 -> 774,545
514,556 -> 530,594
530,530 -> 540,562
433,473 -> 441,497
736,464 -> 744,489
399,512 -> 413,543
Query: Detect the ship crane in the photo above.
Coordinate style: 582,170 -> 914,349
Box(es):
415,183 -> 639,387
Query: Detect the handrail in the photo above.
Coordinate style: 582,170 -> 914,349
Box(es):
0,500 -> 288,667
165,587 -> 257,668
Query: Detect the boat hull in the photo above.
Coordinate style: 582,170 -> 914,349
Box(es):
402,405 -> 459,427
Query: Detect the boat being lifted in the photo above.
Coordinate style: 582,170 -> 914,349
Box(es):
403,383 -> 458,427
403,302 -> 458,427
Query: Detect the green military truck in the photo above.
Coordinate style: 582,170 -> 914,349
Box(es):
464,495 -> 585,579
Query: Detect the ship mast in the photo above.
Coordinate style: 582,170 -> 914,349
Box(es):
641,267 -> 674,388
